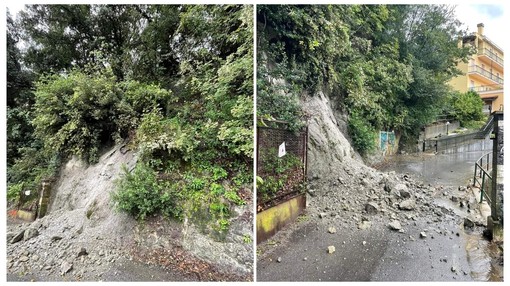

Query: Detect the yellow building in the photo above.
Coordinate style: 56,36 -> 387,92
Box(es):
450,23 -> 504,114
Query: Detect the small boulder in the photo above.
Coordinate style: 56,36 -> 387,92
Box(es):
388,220 -> 402,231
328,227 -> 337,234
23,228 -> 39,241
364,202 -> 379,214
10,230 -> 25,244
358,220 -> 372,230
77,247 -> 88,258
61,261 -> 73,275
420,232 -> 427,238
398,200 -> 416,211
361,178 -> 371,187
395,184 -> 411,198
464,218 -> 475,229
327,246 -> 336,254
6,232 -> 16,242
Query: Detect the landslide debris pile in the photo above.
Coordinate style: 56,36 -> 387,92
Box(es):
301,91 -> 479,227
7,145 -> 137,280
6,144 -> 252,281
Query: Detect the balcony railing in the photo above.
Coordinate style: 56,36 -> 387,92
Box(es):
469,84 -> 504,93
478,48 -> 504,66
468,65 -> 504,84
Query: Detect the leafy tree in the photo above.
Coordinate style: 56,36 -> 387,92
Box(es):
382,5 -> 471,137
7,11 -> 37,165
172,5 -> 254,159
451,91 -> 485,127
17,5 -> 181,83
257,4 -> 471,155
18,5 -> 95,74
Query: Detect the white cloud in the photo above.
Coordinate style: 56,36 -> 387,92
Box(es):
455,4 -> 505,50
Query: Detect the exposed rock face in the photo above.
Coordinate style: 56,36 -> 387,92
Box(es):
181,203 -> 253,275
301,91 -> 361,181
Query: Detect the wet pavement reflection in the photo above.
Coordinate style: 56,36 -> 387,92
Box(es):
379,145 -> 503,281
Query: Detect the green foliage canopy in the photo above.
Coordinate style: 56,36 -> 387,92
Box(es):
8,5 -> 253,234
257,4 -> 471,154
451,91 -> 485,127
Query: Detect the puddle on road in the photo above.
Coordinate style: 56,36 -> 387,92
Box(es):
464,231 -> 503,281
378,148 -> 503,281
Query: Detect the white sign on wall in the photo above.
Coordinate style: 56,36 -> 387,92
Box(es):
278,142 -> 286,157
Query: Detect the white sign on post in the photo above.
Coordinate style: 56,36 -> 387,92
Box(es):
278,142 -> 286,157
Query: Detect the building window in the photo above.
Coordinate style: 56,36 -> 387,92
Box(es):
470,80 -> 475,90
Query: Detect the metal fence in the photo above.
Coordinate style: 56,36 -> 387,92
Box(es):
473,152 -> 493,203
256,120 -> 307,211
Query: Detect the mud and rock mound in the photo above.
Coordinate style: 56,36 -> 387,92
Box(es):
6,144 -> 253,281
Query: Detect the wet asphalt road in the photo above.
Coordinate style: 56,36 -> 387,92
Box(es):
257,213 -> 472,281
257,149 -> 492,282
383,149 -> 488,186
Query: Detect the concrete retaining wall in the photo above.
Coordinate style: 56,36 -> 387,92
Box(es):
419,121 -> 460,140
256,194 -> 306,244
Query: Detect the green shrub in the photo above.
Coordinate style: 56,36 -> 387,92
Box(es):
32,69 -> 119,164
451,91 -> 485,127
135,109 -> 198,162
217,96 -> 254,158
32,68 -> 173,164
256,151 -> 304,203
348,111 -> 376,156
7,182 -> 23,204
112,163 -> 181,220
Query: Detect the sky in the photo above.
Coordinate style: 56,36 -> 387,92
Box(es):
455,3 -> 506,49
